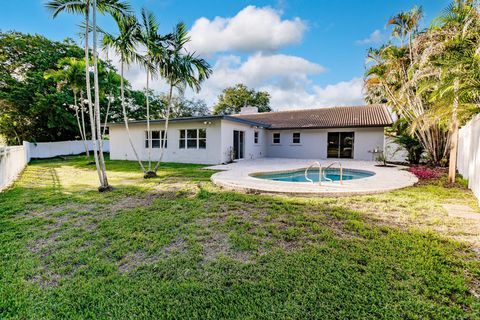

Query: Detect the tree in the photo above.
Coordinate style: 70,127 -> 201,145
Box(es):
100,12 -> 147,174
45,0 -> 130,191
138,8 -> 171,176
153,22 -> 212,173
0,32 -> 84,144
44,57 -> 90,156
213,84 -> 271,115
415,0 -> 480,182
365,6 -> 450,166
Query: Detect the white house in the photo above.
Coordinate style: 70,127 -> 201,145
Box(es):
108,104 -> 393,164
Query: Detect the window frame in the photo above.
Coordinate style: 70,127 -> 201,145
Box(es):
254,131 -> 259,144
179,128 -> 207,150
272,132 -> 281,144
145,130 -> 167,148
292,132 -> 301,144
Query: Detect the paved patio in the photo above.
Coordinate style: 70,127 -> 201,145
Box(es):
207,158 -> 418,196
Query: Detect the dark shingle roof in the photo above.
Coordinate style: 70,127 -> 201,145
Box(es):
232,104 -> 393,129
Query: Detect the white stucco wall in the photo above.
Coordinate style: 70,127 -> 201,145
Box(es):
110,120 -> 386,164
219,120 -> 267,163
109,120 -> 222,164
265,127 -> 385,161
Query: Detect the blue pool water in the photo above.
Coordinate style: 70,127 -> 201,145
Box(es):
253,168 -> 375,183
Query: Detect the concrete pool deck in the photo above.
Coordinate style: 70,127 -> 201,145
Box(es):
207,158 -> 418,196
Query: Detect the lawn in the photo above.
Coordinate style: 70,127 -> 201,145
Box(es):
0,156 -> 479,319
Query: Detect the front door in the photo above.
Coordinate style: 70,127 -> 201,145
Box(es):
327,132 -> 354,158
233,130 -> 245,160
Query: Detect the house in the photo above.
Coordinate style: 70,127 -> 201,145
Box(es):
108,104 -> 393,164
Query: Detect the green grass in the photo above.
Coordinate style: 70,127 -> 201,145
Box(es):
0,155 -> 479,319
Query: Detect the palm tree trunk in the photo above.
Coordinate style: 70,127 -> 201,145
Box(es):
102,95 -> 111,137
154,83 -> 173,172
84,3 -> 103,186
80,91 -> 90,157
448,80 -> 459,183
74,91 -> 89,157
92,0 -> 110,190
146,68 -> 152,172
101,93 -> 112,148
120,60 -> 146,172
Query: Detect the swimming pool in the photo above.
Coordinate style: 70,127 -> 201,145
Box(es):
252,168 -> 375,183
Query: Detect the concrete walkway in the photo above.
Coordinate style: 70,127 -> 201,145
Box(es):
207,158 -> 418,196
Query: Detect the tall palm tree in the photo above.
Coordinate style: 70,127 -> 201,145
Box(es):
153,22 -> 212,172
44,57 -> 90,157
138,8 -> 172,177
45,0 -> 129,191
100,12 -> 147,173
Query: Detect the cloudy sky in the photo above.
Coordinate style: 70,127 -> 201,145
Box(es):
0,0 -> 449,110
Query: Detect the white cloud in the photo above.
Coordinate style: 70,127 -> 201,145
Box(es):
355,29 -> 383,45
192,53 -> 363,110
261,77 -> 364,110
187,5 -> 307,55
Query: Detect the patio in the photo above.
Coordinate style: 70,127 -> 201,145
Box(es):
209,158 -> 418,195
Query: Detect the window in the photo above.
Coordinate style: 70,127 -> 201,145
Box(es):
145,130 -> 167,148
272,132 -> 281,144
292,132 -> 301,144
179,129 -> 207,149
254,131 -> 259,144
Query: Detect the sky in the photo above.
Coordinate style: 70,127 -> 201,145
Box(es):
0,0 -> 451,110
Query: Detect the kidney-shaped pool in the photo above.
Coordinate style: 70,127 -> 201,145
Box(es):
252,168 -> 375,183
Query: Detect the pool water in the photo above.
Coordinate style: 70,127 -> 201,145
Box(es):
253,168 -> 375,183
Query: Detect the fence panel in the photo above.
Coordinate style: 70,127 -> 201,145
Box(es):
25,140 -> 110,159
457,114 -> 480,205
0,146 -> 27,191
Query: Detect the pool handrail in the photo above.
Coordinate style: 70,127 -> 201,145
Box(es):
304,161 -> 322,185
323,161 -> 343,185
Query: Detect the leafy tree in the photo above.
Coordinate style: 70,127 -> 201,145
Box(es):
364,6 -> 449,166
415,0 -> 480,182
213,84 -> 271,115
0,32 -> 84,144
44,57 -> 90,156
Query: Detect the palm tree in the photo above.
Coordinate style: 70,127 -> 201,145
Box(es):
45,0 -> 129,191
100,12 -> 147,173
388,5 -> 423,59
44,57 -> 90,157
137,8 -> 172,177
415,0 -> 480,182
153,22 -> 212,172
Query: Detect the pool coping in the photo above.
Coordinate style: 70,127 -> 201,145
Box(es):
207,158 -> 418,196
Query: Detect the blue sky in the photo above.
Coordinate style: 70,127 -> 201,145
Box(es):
0,0 -> 450,110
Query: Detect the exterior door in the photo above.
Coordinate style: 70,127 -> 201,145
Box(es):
233,130 -> 245,160
327,132 -> 354,159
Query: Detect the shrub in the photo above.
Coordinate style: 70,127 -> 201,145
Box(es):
408,166 -> 444,179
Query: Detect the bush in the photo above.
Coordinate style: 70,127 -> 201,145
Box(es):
408,166 -> 444,179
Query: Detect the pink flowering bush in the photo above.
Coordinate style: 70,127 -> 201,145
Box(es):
408,166 -> 445,179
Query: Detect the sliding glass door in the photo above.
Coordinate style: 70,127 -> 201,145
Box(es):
233,130 -> 244,160
327,132 -> 354,158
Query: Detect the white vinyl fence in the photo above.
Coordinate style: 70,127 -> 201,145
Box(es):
24,140 -> 110,161
0,145 -> 28,191
0,140 -> 110,191
457,114 -> 480,205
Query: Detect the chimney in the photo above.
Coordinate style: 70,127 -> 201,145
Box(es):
239,106 -> 258,114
